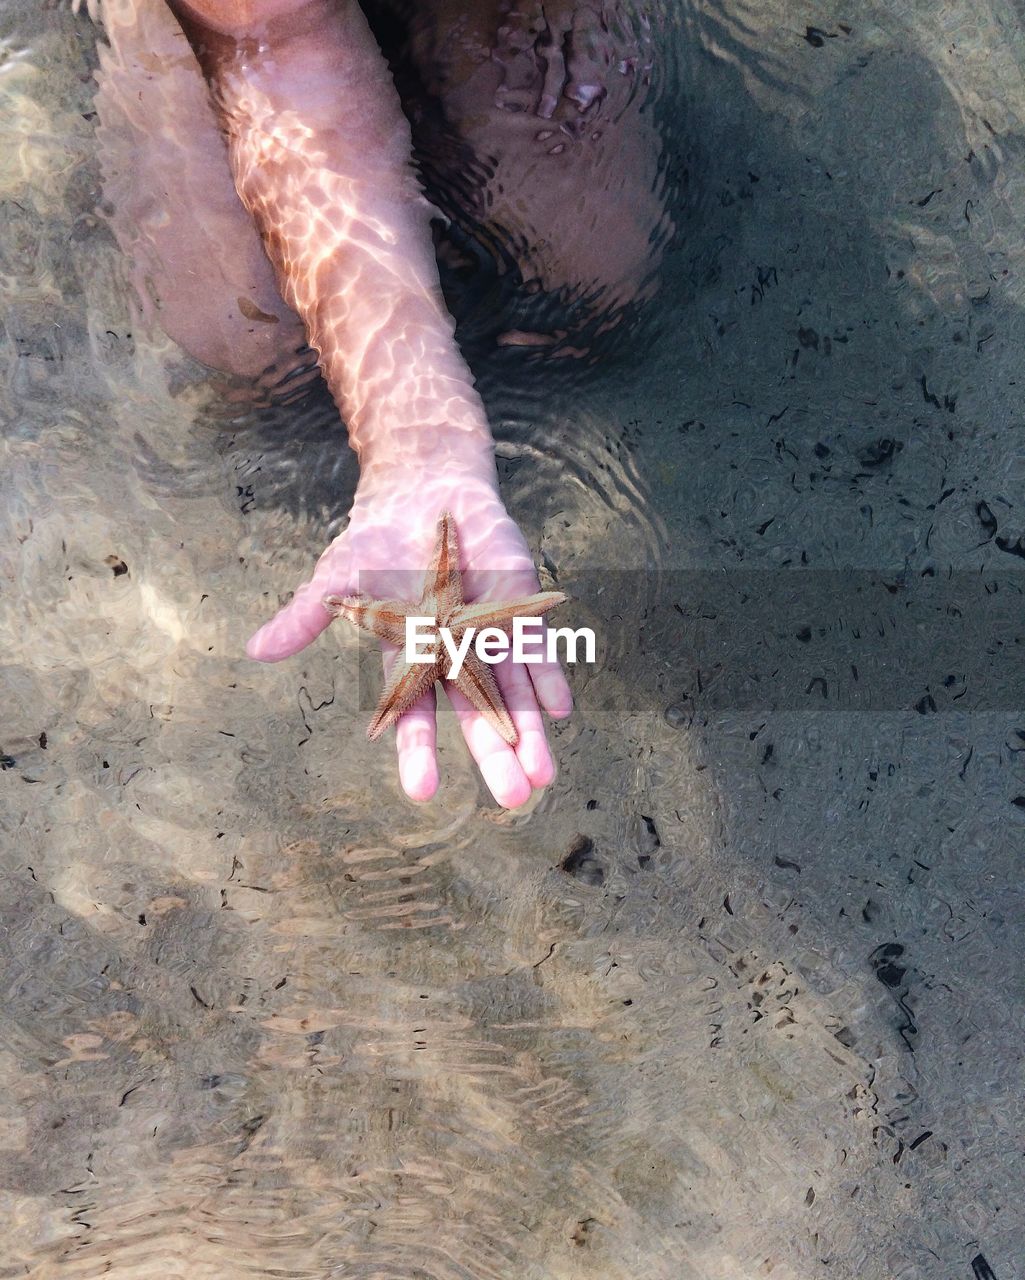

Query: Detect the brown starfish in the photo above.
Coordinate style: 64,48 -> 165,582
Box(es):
324,512 -> 567,744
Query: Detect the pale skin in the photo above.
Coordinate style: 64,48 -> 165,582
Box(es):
157,0 -> 665,807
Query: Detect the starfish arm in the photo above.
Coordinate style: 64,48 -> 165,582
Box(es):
449,591 -> 567,634
450,650 -> 518,745
367,657 -> 441,740
325,516 -> 571,756
324,593 -> 411,648
429,511 -> 465,621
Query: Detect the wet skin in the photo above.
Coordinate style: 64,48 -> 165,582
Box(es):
120,0 -> 667,806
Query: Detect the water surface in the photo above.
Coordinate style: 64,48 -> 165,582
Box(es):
1,1 -> 1023,1276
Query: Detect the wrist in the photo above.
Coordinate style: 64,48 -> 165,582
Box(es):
354,404 -> 500,499
358,442 -> 499,504
354,437 -> 500,514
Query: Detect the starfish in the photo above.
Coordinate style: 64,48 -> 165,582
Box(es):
323,512 -> 567,745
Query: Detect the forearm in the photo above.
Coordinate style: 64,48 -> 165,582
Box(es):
169,0 -> 497,492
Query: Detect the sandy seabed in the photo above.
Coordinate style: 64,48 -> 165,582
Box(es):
1,1 -> 1023,1276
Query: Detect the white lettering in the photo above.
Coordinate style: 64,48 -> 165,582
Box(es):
476,627 -> 510,661
512,616 -> 545,664
546,626 -> 596,665
402,618 -> 598,669
440,627 -> 475,679
406,617 -> 437,662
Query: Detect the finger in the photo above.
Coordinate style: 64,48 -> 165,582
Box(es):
395,689 -> 439,803
447,684 -> 533,809
373,641 -> 439,802
494,659 -> 556,790
246,578 -> 340,661
527,644 -> 574,719
490,588 -> 573,719
247,537 -> 352,661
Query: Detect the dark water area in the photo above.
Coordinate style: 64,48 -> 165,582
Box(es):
0,0 -> 1023,1276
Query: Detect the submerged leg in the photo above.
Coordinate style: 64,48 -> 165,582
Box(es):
162,0 -> 497,481
93,0 -> 308,379
369,0 -> 673,318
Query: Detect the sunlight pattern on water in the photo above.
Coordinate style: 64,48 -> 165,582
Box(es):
1,1 -> 1023,1276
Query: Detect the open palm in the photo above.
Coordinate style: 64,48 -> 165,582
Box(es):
246,476 -> 573,807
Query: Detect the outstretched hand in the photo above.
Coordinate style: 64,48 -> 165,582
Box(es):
246,474 -> 573,807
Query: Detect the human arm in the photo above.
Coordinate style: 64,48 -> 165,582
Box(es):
166,0 -> 572,805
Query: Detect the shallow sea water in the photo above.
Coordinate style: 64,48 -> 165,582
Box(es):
1,1 -> 1024,1276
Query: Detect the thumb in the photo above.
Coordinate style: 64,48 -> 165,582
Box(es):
246,537 -> 353,662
